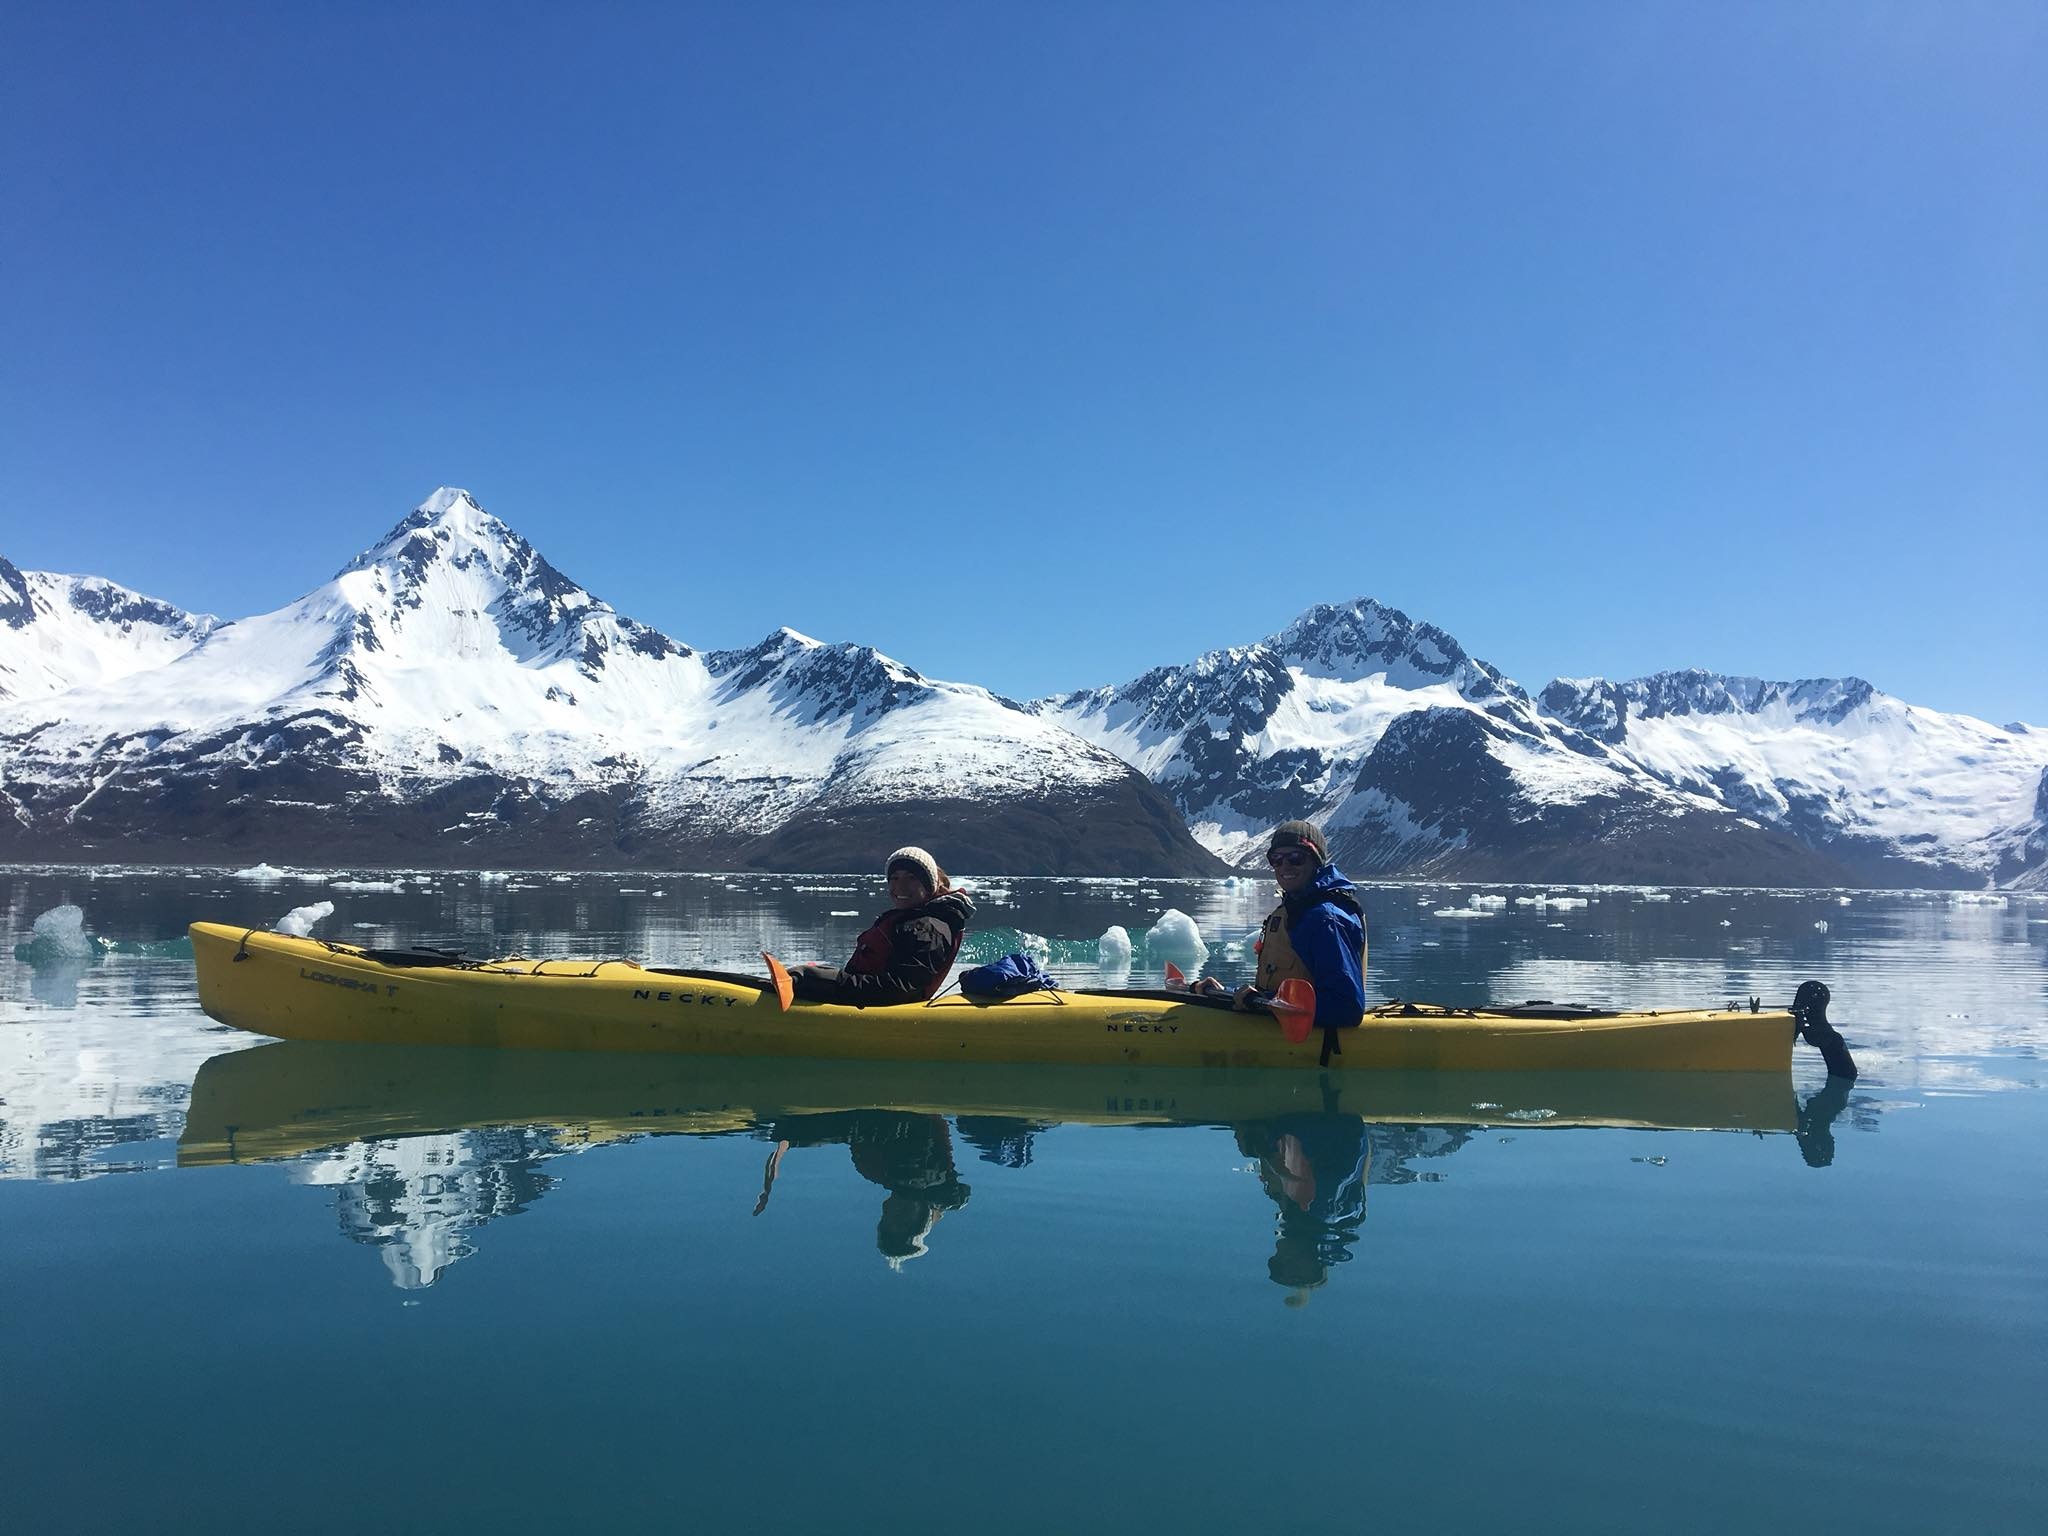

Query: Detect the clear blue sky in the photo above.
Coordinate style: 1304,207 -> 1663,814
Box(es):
4,2 -> 2043,722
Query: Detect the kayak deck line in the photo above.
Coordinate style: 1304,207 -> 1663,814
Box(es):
192,921 -> 1820,1075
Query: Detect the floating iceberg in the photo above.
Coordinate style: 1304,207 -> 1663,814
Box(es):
16,904 -> 96,962
1097,925 -> 1133,968
277,901 -> 336,937
1143,909 -> 1209,968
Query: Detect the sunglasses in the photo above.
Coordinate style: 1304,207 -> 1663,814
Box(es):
1267,849 -> 1314,869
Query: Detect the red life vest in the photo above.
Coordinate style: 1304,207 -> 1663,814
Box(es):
847,907 -> 967,999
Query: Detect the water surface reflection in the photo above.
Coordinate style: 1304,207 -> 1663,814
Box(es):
175,1041 -> 1854,1292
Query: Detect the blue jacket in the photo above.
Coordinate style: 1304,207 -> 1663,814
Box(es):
1285,864 -> 1367,1030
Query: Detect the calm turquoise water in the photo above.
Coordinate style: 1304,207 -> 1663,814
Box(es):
3,868 -> 2044,1532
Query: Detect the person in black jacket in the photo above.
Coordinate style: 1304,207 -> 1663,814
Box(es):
786,846 -> 975,1006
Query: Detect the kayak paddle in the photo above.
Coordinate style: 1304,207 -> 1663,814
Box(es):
1164,961 -> 1317,1042
762,951 -> 795,1011
1270,978 -> 1316,1044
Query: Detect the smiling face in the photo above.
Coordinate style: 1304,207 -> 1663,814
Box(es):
887,863 -> 933,909
1267,846 -> 1318,895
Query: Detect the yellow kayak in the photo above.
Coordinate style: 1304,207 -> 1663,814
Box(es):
191,921 -> 1803,1074
176,1039 -> 1800,1168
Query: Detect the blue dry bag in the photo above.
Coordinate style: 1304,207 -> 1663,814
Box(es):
959,953 -> 1059,997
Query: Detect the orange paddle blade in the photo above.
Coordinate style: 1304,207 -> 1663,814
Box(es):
1271,978 -> 1316,1044
1164,961 -> 1186,985
762,952 -> 795,1011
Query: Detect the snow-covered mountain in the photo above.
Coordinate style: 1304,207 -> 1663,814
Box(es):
5,499 -> 2039,887
0,490 -> 1218,875
0,557 -> 217,702
1033,600 -> 1816,883
1539,672 -> 2048,886
1036,599 -> 2046,888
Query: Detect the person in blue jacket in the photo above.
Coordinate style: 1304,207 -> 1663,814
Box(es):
1222,820 -> 1367,1059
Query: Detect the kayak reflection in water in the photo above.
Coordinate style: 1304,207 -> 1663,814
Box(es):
782,846 -> 975,1006
753,1110 -> 972,1266
1234,1110 -> 1372,1306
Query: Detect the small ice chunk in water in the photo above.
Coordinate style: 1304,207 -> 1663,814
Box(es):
1468,894 -> 1507,910
1097,925 -> 1133,968
1143,910 -> 1209,969
277,901 -> 336,937
233,863 -> 288,882
26,904 -> 95,959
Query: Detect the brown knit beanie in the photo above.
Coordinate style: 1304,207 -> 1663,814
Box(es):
1267,820 -> 1330,865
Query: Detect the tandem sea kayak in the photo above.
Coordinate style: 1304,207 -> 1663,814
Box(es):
189,922 -> 1853,1076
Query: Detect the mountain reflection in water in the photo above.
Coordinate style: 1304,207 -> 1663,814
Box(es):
175,1042 -> 1849,1292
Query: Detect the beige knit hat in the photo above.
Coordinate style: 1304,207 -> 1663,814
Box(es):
885,846 -> 940,894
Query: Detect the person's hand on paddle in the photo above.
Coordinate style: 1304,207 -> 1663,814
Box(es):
1231,984 -> 1260,1012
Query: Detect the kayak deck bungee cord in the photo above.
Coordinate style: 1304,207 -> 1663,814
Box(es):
190,922 -> 1855,1075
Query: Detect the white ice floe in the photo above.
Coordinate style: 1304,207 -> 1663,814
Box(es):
1143,910 -> 1208,967
330,879 -> 403,892
277,901 -> 336,937
231,863 -> 289,882
1097,925 -> 1133,969
1433,907 -> 1494,919
1468,894 -> 1508,910
24,905 -> 95,959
